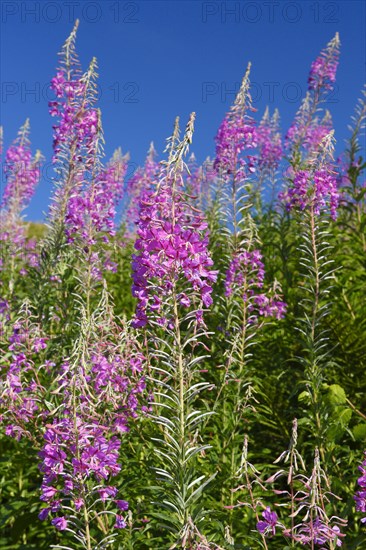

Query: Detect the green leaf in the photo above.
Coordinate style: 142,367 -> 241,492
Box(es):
353,424 -> 366,441
328,384 -> 347,405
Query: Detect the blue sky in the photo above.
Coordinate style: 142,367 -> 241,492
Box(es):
1,0 -> 365,220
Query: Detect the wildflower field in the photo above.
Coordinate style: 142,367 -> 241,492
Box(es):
0,22 -> 365,550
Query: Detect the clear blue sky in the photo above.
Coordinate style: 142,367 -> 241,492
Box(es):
1,0 -> 365,220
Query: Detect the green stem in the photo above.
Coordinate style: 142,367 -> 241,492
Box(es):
173,290 -> 188,527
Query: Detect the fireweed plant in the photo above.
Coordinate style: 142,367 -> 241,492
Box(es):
0,120 -> 43,304
279,34 -> 343,465
131,114 -> 220,547
0,23 -> 365,549
203,63 -> 287,529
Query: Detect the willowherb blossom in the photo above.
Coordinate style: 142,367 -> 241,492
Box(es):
89,346 -> 146,432
38,416 -> 127,526
131,115 -> 218,328
284,448 -> 347,548
37,323 -> 146,533
285,35 -> 339,165
308,33 -> 340,92
291,517 -> 343,547
1,121 -> 42,216
0,311 -> 48,441
354,451 -> 366,524
305,114 -> 333,153
287,111 -> 333,157
64,147 -> 129,244
256,108 -> 282,169
123,142 -> 158,239
0,121 -> 43,278
214,63 -> 257,180
256,507 -> 278,536
48,24 -> 98,165
280,168 -> 339,220
48,21 -> 111,252
46,23 -> 132,290
224,249 -> 286,320
51,516 -> 68,531
132,188 -> 218,327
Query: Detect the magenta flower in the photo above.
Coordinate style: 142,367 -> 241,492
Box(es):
116,500 -> 129,511
0,121 -> 43,279
1,121 -> 42,215
214,65 -> 257,182
51,516 -> 68,531
215,116 -> 257,178
0,317 -> 49,439
256,109 -> 282,169
114,515 -> 127,529
131,123 -> 218,328
284,35 -> 339,166
32,338 -> 47,353
308,34 -> 339,92
40,485 -> 58,502
256,507 -> 278,536
293,517 -> 343,546
225,250 -> 286,320
123,142 -> 159,239
280,168 -> 339,220
98,486 -> 118,502
354,451 -> 366,523
38,508 -> 51,521
64,149 -> 128,246
36,330 -> 146,533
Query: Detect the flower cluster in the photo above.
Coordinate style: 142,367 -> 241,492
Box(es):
37,328 -> 146,532
0,315 -> 47,440
49,68 -> 98,163
48,35 -> 130,261
132,180 -> 218,327
47,22 -> 116,275
214,117 -> 257,178
354,451 -> 366,523
256,109 -> 282,169
214,65 -> 257,180
38,416 -> 129,531
89,346 -> 147,433
131,116 -> 217,328
286,113 -> 333,155
64,149 -> 129,244
1,131 -> 41,215
124,143 -> 158,238
304,119 -> 333,153
290,517 -> 343,547
0,121 -> 42,277
280,168 -> 339,220
308,56 -> 338,90
308,33 -> 339,92
285,34 -> 339,164
224,250 -> 286,320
